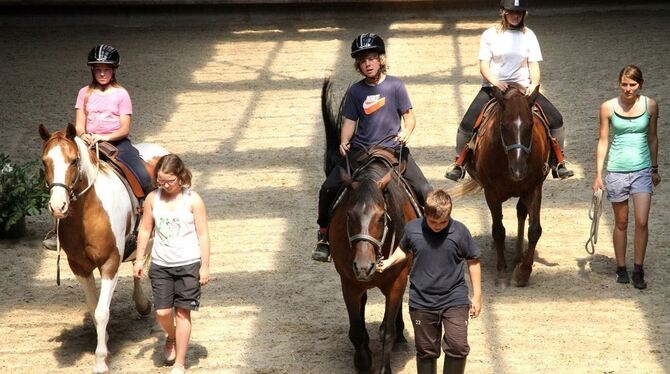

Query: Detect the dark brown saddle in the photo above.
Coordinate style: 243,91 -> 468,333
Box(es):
352,146 -> 406,174
97,141 -> 153,200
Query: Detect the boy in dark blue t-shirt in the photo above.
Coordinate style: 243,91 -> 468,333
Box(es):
377,189 -> 482,374
312,32 -> 433,262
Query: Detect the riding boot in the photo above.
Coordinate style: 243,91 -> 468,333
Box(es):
549,128 -> 574,179
311,229 -> 331,262
443,356 -> 467,374
416,357 -> 437,374
445,146 -> 470,181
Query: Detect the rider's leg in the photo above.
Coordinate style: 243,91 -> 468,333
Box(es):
445,89 -> 491,181
536,94 -> 574,179
313,166 -> 344,262
401,148 -> 433,207
112,138 -> 155,193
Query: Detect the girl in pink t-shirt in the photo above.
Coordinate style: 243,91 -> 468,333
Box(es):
75,44 -> 152,194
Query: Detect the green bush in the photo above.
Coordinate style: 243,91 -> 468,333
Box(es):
0,153 -> 50,232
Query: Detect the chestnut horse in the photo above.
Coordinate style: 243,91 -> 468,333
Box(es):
322,78 -> 418,373
39,123 -> 168,373
450,85 -> 550,287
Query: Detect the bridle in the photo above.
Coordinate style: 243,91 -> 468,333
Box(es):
346,209 -> 392,260
45,140 -> 100,202
499,111 -> 533,155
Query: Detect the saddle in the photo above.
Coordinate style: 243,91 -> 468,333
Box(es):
97,141 -> 153,200
468,99 -> 554,152
330,146 -> 422,218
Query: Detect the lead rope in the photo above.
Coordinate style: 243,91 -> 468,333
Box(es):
56,219 -> 61,286
585,189 -> 603,255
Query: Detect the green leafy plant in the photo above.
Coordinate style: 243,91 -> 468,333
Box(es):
0,153 -> 50,233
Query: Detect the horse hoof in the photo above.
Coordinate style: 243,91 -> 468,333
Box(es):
513,265 -> 531,287
353,347 -> 372,371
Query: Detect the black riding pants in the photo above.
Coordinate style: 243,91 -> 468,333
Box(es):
455,87 -> 565,154
110,138 -> 153,194
317,146 -> 432,228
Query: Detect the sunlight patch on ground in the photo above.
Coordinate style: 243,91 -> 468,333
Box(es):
191,42 -> 279,83
389,21 -> 444,32
193,168 -> 303,190
234,89 -> 319,152
232,29 -> 283,35
144,90 -> 253,154
455,21 -> 492,31
268,39 -> 341,81
297,27 -> 343,33
209,218 -> 287,273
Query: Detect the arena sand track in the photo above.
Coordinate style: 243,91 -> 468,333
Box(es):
1,4 -> 669,373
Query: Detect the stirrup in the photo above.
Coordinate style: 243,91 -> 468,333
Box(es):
552,162 -> 574,179
445,165 -> 465,181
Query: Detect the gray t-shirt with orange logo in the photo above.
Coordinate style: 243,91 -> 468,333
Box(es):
342,75 -> 412,149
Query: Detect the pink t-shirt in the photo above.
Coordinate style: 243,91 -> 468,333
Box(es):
75,86 -> 132,135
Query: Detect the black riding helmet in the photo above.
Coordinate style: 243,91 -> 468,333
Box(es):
350,33 -> 385,58
500,0 -> 528,11
87,44 -> 120,67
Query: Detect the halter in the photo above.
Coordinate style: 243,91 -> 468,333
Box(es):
499,115 -> 533,155
46,142 -> 100,202
346,209 -> 393,260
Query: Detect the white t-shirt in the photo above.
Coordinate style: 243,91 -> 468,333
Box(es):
151,188 -> 201,267
478,26 -> 543,88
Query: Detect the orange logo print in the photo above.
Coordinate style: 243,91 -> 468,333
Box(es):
363,95 -> 385,115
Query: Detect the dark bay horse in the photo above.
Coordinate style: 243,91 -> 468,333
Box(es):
39,123 -> 168,373
450,85 -> 550,287
322,78 -> 418,373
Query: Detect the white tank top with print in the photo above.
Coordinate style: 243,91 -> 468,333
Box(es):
151,187 -> 201,267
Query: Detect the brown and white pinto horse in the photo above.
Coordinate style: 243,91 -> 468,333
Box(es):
450,85 -> 550,287
39,123 -> 168,373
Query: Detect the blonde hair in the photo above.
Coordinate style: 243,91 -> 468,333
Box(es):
424,189 -> 452,220
353,52 -> 388,75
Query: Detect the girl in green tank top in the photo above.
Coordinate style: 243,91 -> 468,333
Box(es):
593,65 -> 660,290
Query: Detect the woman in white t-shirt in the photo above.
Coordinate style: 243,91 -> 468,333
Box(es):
445,0 -> 574,181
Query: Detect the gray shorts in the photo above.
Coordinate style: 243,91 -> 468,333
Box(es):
605,168 -> 653,203
149,262 -> 201,311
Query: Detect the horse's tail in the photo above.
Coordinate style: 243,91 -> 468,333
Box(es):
322,77 -> 345,177
447,179 -> 482,199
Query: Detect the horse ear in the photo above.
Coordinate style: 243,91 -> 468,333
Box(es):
527,84 -> 541,107
38,124 -> 51,141
65,123 -> 77,140
377,171 -> 393,190
492,86 -> 505,107
339,166 -> 352,186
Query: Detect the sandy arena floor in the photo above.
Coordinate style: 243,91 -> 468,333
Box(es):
1,4 -> 669,373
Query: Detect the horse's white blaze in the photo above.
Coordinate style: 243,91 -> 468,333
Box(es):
46,144 -> 70,214
514,116 -> 522,145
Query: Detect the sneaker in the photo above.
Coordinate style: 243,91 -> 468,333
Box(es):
632,271 -> 647,290
312,231 -> 331,262
616,268 -> 629,284
553,163 -> 574,179
42,234 -> 57,251
170,364 -> 186,374
445,166 -> 464,181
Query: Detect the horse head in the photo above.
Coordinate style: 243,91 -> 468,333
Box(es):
492,84 -> 540,181
342,164 -> 393,282
39,123 -> 93,219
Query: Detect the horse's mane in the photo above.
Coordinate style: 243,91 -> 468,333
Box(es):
351,160 -> 408,241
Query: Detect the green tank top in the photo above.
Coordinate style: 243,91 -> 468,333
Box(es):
607,96 -> 652,172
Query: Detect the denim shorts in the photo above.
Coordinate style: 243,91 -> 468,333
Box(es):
605,168 -> 653,203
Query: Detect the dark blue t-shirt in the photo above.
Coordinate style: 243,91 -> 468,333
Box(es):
342,75 -> 412,148
399,217 -> 480,310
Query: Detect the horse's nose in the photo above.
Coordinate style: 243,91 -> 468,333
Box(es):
352,261 -> 376,282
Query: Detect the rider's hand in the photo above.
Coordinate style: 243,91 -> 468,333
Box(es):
339,142 -> 350,157
376,259 -> 392,273
396,129 -> 411,144
525,83 -> 539,96
494,80 -> 509,92
80,133 -> 94,144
